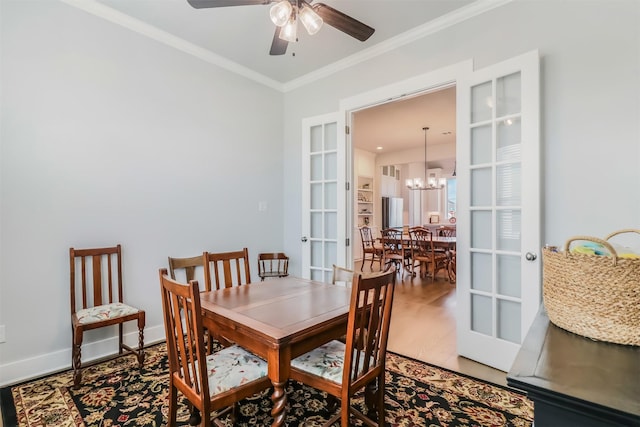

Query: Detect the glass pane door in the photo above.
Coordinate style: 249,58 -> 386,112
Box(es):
469,71 -> 524,344
457,50 -> 540,372
302,113 -> 345,281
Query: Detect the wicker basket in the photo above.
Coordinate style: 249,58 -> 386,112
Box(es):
542,229 -> 640,346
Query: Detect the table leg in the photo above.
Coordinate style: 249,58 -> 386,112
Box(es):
270,380 -> 287,426
268,347 -> 290,427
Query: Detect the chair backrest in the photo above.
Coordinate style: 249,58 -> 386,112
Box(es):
409,227 -> 436,259
168,255 -> 204,283
203,248 -> 251,291
359,226 -> 376,251
70,245 -> 124,314
380,228 -> 405,260
343,268 -> 396,386
439,226 -> 456,237
158,268 -> 209,408
331,264 -> 354,286
257,253 -> 289,278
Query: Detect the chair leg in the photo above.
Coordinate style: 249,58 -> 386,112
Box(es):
72,328 -> 83,388
326,394 -> 339,413
341,396 -> 350,427
137,316 -> 145,367
365,380 -> 377,417
188,405 -> 201,426
168,382 -> 178,426
376,374 -> 385,427
118,323 -> 124,355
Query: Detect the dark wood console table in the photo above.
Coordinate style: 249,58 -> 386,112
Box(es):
507,307 -> 640,426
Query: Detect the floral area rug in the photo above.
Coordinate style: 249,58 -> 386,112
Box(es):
1,342 -> 533,426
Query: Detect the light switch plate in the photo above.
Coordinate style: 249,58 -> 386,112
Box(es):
0,325 -> 5,343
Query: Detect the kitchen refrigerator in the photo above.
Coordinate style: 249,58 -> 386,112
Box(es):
381,197 -> 403,229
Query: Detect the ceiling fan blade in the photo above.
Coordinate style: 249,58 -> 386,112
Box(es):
312,3 -> 375,42
270,27 -> 288,55
187,0 -> 270,8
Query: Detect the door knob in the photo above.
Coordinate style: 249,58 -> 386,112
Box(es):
525,252 -> 537,261
301,236 -> 308,242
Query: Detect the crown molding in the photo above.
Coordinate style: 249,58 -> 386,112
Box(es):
60,0 -> 513,93
282,0 -> 514,92
59,0 -> 286,92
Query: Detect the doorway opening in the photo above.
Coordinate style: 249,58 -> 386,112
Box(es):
350,84 -> 457,268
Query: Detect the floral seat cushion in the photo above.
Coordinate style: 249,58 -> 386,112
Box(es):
291,340 -> 347,384
76,302 -> 140,325
205,345 -> 268,396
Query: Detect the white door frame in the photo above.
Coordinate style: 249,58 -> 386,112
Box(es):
337,54 -> 540,370
339,60 -> 473,269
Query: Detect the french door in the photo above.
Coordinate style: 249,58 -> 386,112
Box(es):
456,50 -> 541,371
301,113 -> 347,281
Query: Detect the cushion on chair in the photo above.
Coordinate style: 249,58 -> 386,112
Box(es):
291,340 -> 347,384
205,345 -> 268,396
76,302 -> 140,325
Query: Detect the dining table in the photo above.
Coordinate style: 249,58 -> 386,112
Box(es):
377,234 -> 456,251
199,276 -> 352,427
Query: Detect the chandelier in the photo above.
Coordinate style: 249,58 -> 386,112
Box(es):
405,126 -> 446,191
270,0 -> 324,43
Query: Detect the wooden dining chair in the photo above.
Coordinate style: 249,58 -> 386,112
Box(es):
70,244 -> 145,387
332,264 -> 355,286
439,226 -> 457,237
290,268 -> 396,427
380,228 -> 411,274
169,254 -> 222,352
202,248 -> 251,290
168,254 -> 204,284
158,269 -> 271,426
359,226 -> 383,271
257,252 -> 289,281
408,227 -> 448,280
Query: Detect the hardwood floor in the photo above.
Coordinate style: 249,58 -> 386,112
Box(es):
356,259 -> 509,387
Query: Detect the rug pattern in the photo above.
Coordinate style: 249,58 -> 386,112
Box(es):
5,343 -> 533,427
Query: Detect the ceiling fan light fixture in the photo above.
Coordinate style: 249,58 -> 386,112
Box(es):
270,0 -> 293,27
299,3 -> 323,35
279,15 -> 297,42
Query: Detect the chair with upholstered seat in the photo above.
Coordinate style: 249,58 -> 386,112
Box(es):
202,248 -> 251,290
290,268 -> 396,427
359,226 -> 383,271
257,252 -> 289,281
158,268 -> 271,426
70,244 -> 145,387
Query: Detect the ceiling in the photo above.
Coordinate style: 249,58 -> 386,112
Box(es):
73,0 -> 473,154
88,0 -> 478,86
353,85 -> 456,154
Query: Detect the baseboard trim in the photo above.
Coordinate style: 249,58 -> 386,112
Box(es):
0,325 -> 165,387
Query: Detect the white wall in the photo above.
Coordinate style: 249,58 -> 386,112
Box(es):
1,0 -> 639,387
283,0 -> 640,275
0,1 -> 284,385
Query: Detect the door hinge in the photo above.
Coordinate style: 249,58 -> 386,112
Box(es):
346,182 -> 350,191
345,125 -> 350,135
346,238 -> 350,247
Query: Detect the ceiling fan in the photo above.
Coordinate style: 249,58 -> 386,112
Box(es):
187,0 -> 375,55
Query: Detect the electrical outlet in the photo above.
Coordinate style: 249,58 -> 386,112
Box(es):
258,201 -> 268,212
0,325 -> 5,343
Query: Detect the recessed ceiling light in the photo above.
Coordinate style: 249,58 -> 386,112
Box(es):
376,146 -> 383,150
